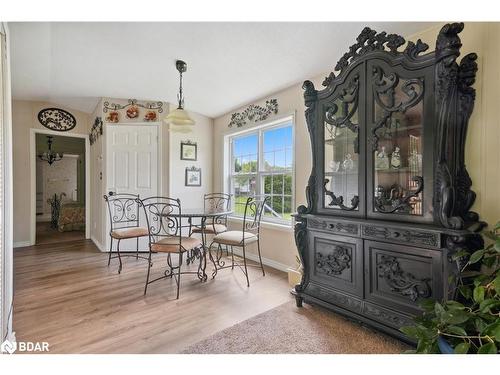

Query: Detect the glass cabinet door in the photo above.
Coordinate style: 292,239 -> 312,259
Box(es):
321,71 -> 363,214
368,62 -> 427,219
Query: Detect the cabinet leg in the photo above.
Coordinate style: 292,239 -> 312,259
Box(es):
295,295 -> 303,308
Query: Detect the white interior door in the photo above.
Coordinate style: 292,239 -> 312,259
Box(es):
106,124 -> 158,251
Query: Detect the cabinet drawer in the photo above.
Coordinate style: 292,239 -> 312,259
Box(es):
308,217 -> 360,237
308,231 -> 363,297
364,240 -> 442,315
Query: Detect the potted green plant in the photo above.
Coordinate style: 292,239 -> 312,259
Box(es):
400,222 -> 500,354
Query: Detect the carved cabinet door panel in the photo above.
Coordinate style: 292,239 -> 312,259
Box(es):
364,240 -> 442,315
317,64 -> 366,217
308,231 -> 363,297
366,59 -> 435,224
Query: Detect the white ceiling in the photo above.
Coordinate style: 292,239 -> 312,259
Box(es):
9,22 -> 439,118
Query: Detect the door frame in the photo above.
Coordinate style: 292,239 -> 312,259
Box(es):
30,128 -> 91,245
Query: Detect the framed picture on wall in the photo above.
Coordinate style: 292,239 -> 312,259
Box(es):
185,166 -> 202,187
180,140 -> 197,161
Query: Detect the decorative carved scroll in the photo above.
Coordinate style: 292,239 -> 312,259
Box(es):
316,246 -> 351,276
228,99 -> 278,128
377,255 -> 431,301
333,27 -> 429,75
38,108 -> 77,132
324,73 -> 360,153
374,176 -> 424,213
434,22 -> 485,230
370,66 -> 424,150
324,179 -> 359,211
294,217 -> 309,292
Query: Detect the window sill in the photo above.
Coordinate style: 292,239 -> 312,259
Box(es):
228,216 -> 293,232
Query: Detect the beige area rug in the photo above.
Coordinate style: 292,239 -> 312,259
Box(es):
182,300 -> 410,354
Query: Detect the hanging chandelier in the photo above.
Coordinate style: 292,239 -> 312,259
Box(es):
165,60 -> 195,133
38,136 -> 63,165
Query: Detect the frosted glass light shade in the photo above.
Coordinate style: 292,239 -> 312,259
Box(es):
165,108 -> 195,132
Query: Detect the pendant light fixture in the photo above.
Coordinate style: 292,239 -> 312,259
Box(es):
38,136 -> 63,165
165,60 -> 195,133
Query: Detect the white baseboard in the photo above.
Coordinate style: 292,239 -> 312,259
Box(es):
229,247 -> 291,272
13,241 -> 31,248
91,236 -> 105,252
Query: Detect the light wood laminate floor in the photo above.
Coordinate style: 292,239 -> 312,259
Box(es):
13,239 -> 291,353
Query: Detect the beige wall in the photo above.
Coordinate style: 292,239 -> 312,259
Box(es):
213,22 -> 500,269
168,104 -> 214,210
12,100 -> 90,245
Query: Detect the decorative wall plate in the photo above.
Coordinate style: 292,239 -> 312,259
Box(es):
126,105 -> 139,119
37,108 -> 77,132
144,111 -> 157,122
106,111 -> 119,123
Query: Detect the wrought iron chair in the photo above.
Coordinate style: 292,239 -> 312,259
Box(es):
104,193 -> 149,274
209,195 -> 269,287
138,197 -> 203,299
189,193 -> 231,260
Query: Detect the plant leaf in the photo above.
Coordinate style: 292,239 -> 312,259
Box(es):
473,286 -> 485,303
477,342 -> 497,354
419,298 -> 435,312
400,326 -> 420,339
454,342 -> 470,354
445,310 -> 471,325
458,285 -> 472,300
445,325 -> 467,336
445,300 -> 465,310
479,299 -> 500,313
482,322 -> 500,342
492,274 -> 500,295
469,249 -> 485,264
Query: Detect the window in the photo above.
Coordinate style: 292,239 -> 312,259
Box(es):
228,117 -> 294,224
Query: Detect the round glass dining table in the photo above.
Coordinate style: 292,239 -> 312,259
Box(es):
169,208 -> 233,281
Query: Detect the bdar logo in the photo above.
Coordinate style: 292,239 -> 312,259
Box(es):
1,339 -> 17,354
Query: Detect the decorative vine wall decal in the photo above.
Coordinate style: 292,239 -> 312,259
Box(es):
228,99 -> 278,128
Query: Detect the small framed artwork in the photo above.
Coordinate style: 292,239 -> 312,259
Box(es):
180,140 -> 197,161
185,166 -> 202,187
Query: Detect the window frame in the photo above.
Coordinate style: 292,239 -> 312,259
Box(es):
225,115 -> 295,226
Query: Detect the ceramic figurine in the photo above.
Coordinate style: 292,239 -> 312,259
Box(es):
390,146 -> 402,169
342,153 -> 354,171
375,146 -> 390,170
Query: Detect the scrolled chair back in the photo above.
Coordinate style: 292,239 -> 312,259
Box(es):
242,195 -> 270,234
204,193 -> 232,226
137,197 -> 182,244
204,193 -> 231,212
103,192 -> 140,232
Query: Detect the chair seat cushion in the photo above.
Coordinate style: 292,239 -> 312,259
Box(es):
213,231 -> 257,246
151,236 -> 202,253
111,227 -> 149,239
191,224 -> 227,235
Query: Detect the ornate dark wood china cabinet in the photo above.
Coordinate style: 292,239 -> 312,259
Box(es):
293,23 -> 486,342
